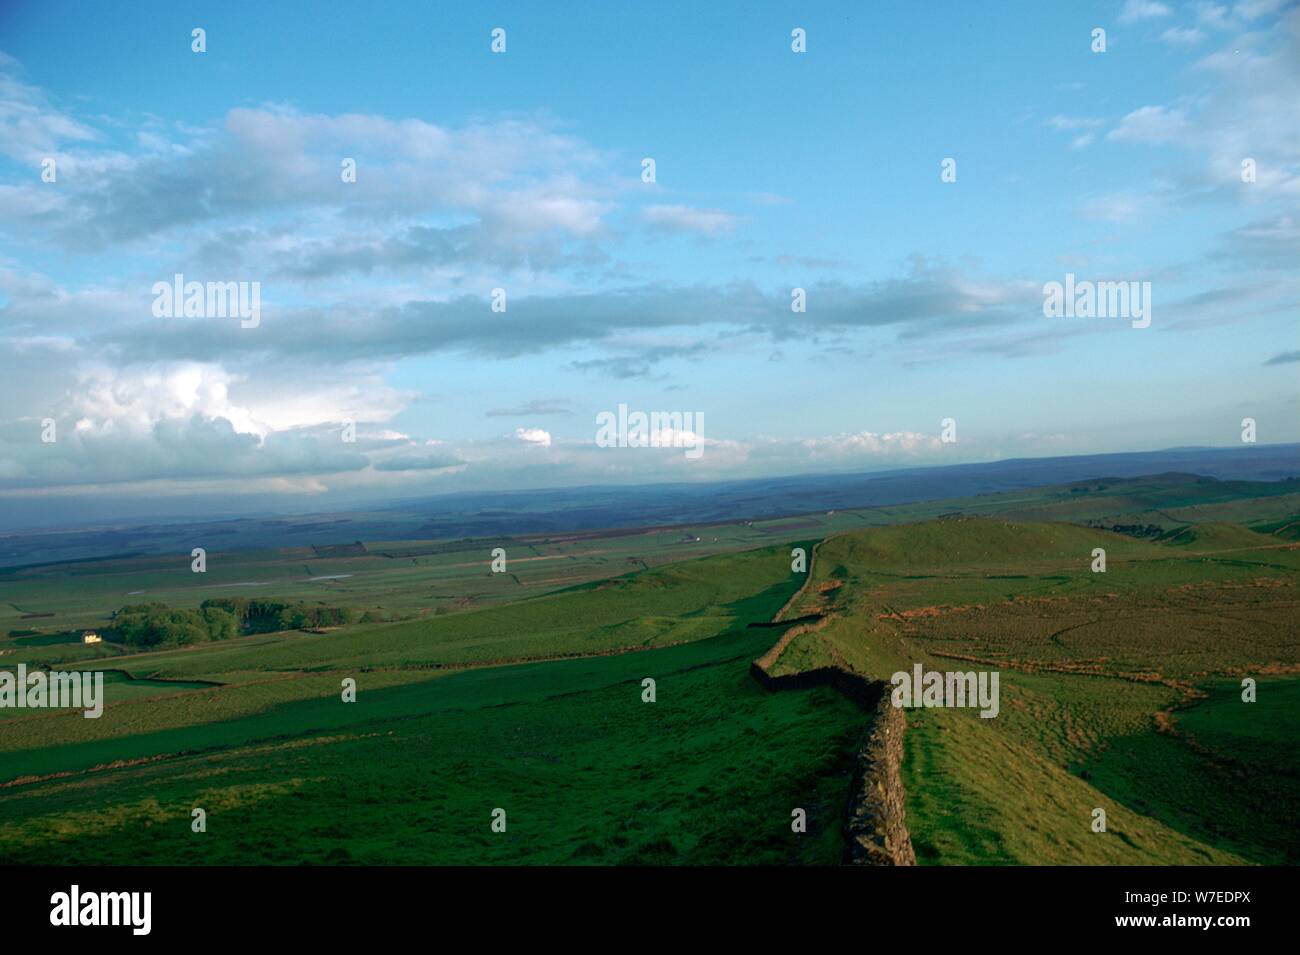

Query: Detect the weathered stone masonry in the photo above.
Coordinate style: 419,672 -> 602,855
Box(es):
751,538 -> 916,866
749,660 -> 916,865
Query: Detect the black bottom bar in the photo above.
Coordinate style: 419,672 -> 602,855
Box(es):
4,865 -> 1291,940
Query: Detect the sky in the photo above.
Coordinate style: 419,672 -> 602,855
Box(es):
0,0 -> 1297,528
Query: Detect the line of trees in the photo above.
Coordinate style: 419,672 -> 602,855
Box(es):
110,599 -> 365,647
1084,521 -> 1165,539
200,597 -> 358,633
110,603 -> 238,648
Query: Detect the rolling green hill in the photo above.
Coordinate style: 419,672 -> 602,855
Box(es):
774,518 -> 1300,864
3,476 -> 1297,866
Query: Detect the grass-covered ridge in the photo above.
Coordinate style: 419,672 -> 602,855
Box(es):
773,517 -> 1300,864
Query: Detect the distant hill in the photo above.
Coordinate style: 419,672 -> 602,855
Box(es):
1156,522 -> 1282,550
822,517 -> 1159,572
1,444 -> 1296,568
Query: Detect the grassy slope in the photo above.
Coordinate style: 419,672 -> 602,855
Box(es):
4,544 -> 801,681
1,544 -> 808,764
775,517 -> 1300,864
0,630 -> 864,865
0,545 -> 866,865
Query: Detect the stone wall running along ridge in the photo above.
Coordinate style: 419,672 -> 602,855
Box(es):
843,691 -> 916,866
749,661 -> 915,865
751,535 -> 915,865
749,642 -> 916,865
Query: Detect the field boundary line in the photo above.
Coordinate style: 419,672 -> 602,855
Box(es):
774,538 -> 823,623
750,532 -> 916,866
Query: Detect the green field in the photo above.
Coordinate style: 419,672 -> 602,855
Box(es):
8,472 -> 1298,655
772,515 -> 1300,864
0,629 -> 863,865
1,545 -> 867,864
1,473 -> 1297,865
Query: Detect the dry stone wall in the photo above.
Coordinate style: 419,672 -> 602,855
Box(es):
750,650 -> 915,865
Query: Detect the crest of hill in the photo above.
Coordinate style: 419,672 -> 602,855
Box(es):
823,517 -> 1160,571
1156,522 -> 1282,550
1057,472 -> 1300,503
1252,515 -> 1300,541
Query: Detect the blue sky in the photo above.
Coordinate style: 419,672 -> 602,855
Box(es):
0,0 -> 1296,525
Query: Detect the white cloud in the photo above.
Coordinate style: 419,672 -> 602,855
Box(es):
1077,191 -> 1158,222
1046,115 -> 1104,131
0,53 -> 98,164
1106,105 -> 1193,145
1090,8 -> 1300,208
1197,3 -> 1231,27
1119,0 -> 1173,24
66,362 -> 408,439
1046,115 -> 1103,150
1233,0 -> 1289,21
799,430 -> 943,459
70,363 -> 257,436
0,66 -> 618,257
1161,26 -> 1207,43
642,204 -> 738,235
514,427 -> 553,447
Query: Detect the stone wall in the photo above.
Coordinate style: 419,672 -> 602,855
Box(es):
749,658 -> 916,866
773,539 -> 822,622
843,692 -> 916,866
